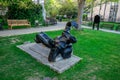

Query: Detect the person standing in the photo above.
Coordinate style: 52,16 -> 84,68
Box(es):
93,15 -> 100,30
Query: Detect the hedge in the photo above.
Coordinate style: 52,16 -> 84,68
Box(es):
115,24 -> 120,31
100,23 -> 114,30
6,2 -> 43,26
100,22 -> 120,31
83,21 -> 120,31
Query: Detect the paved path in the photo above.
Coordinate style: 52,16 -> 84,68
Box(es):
0,22 -> 66,37
0,22 -> 120,37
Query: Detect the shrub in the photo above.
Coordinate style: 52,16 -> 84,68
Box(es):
100,23 -> 114,30
0,19 -> 3,23
6,2 -> 43,26
82,14 -> 87,21
115,24 -> 120,31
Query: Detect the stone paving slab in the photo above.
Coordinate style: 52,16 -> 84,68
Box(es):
17,43 -> 82,73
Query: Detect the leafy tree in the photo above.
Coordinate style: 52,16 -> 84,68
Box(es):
45,0 -> 78,19
59,1 -> 77,18
0,0 -> 31,6
59,0 -> 78,19
45,0 -> 61,17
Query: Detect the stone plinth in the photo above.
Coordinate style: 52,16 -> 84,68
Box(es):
17,43 -> 82,73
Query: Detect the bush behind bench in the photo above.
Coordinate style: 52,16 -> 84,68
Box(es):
6,2 -> 43,26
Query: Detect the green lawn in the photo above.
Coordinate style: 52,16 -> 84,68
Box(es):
0,29 -> 120,80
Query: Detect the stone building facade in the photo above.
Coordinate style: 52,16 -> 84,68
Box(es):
88,2 -> 120,22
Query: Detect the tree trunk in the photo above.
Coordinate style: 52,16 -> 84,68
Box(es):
77,0 -> 86,30
90,0 -> 94,21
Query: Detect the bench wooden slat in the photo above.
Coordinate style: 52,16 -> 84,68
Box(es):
7,19 -> 31,29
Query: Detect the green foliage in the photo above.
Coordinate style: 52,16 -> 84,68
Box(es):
0,0 -> 43,26
100,23 -> 114,30
83,21 -> 120,31
82,14 -> 88,21
100,22 -> 120,31
59,0 -> 78,18
6,2 -> 43,25
0,16 -> 3,23
45,0 -> 61,17
45,0 -> 78,18
0,16 -> 4,24
0,29 -> 120,80
0,0 -> 32,7
114,24 -> 120,31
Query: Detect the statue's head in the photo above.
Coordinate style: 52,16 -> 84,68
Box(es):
66,21 -> 71,27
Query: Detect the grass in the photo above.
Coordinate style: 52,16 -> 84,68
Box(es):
0,29 -> 120,80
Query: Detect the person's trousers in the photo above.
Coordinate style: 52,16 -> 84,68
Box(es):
93,22 -> 100,30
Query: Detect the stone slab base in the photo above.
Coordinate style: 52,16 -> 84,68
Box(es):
17,43 -> 82,73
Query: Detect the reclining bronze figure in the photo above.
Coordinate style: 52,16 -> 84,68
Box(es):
35,21 -> 78,62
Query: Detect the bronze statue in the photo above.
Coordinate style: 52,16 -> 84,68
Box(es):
35,21 -> 78,62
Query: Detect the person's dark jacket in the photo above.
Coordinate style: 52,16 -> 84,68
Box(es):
94,15 -> 100,23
